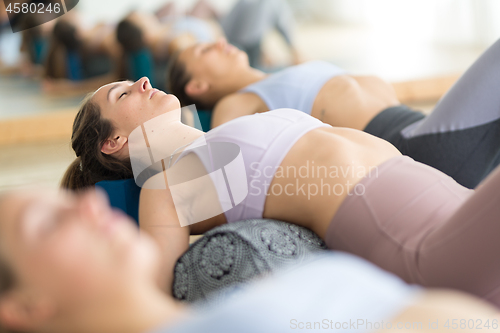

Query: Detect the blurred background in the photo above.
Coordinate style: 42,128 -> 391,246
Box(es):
0,0 -> 498,190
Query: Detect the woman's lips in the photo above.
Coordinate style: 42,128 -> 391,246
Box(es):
225,45 -> 235,54
103,210 -> 123,237
150,89 -> 160,99
102,209 -> 134,247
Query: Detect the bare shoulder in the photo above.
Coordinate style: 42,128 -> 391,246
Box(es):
212,92 -> 265,128
140,153 -> 206,193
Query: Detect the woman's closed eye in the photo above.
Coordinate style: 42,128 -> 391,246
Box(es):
22,205 -> 69,242
38,211 -> 65,237
118,92 -> 127,100
201,45 -> 213,53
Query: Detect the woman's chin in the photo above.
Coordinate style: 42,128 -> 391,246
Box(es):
160,93 -> 182,112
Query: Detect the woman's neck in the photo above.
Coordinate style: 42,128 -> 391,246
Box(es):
230,66 -> 267,92
208,66 -> 266,107
139,110 -> 205,163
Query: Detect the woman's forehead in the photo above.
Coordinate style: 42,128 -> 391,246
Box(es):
94,81 -> 134,104
0,190 -> 68,230
0,190 -> 73,249
92,83 -> 118,109
0,192 -> 33,251
94,82 -> 119,99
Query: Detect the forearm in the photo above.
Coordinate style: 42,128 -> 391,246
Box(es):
141,224 -> 190,294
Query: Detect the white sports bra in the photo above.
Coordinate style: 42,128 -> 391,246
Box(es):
175,109 -> 331,223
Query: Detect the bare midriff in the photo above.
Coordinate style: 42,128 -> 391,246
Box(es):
262,126 -> 401,238
311,75 -> 400,131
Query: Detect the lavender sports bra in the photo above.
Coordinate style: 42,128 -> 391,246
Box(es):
175,109 -> 331,223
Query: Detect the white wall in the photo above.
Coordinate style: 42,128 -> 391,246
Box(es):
306,0 -> 500,47
76,0 -> 238,24
74,0 -> 500,47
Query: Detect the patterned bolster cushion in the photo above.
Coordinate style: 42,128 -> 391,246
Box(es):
172,219 -> 327,303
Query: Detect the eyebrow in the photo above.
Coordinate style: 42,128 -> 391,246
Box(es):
107,84 -> 121,102
107,81 -> 133,103
15,198 -> 36,239
194,44 -> 204,55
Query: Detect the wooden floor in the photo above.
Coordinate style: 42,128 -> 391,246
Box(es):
0,139 -> 75,191
0,76 -> 82,120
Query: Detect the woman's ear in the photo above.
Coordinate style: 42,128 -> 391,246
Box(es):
101,135 -> 128,155
185,79 -> 209,98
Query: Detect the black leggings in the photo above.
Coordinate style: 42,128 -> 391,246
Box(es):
364,38 -> 500,189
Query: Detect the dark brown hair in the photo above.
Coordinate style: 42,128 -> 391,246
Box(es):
44,20 -> 81,79
61,95 -> 134,190
0,259 -> 16,333
116,19 -> 146,53
52,20 -> 81,51
0,194 -> 22,333
166,51 -> 213,110
0,262 -> 15,304
44,40 -> 67,79
0,270 -> 20,333
20,14 -> 43,64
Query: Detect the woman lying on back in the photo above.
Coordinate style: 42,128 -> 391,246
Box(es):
42,13 -> 121,95
0,188 -> 498,333
168,37 -> 500,188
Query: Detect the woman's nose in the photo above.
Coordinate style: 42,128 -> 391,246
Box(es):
136,77 -> 151,93
78,189 -> 109,229
216,37 -> 228,50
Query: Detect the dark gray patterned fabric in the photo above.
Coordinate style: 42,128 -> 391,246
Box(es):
172,219 -> 327,303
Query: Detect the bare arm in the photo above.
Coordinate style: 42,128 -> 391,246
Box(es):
211,93 -> 265,128
391,74 -> 460,104
139,173 -> 190,295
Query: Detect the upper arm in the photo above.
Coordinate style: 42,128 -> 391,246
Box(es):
138,152 -> 225,292
139,172 -> 190,294
211,93 -> 259,128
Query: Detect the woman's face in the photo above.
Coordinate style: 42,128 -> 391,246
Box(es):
94,77 -> 181,138
180,38 -> 249,86
0,189 -> 159,313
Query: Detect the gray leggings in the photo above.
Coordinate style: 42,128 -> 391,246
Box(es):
325,156 -> 500,307
365,38 -> 500,188
221,0 -> 295,67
